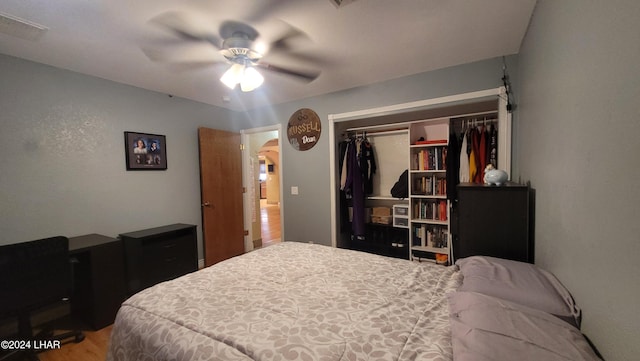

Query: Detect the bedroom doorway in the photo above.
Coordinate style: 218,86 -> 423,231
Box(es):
242,125 -> 283,251
258,139 -> 281,247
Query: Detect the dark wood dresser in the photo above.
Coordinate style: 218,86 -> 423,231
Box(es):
453,183 -> 533,263
120,223 -> 198,295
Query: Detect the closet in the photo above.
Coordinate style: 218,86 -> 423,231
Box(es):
337,128 -> 410,259
329,87 -> 514,264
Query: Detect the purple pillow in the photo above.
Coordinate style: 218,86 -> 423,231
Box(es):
449,291 -> 600,361
456,256 -> 581,327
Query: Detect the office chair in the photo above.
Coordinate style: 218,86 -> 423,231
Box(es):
0,236 -> 85,361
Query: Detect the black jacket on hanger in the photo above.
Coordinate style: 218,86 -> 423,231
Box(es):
447,130 -> 460,200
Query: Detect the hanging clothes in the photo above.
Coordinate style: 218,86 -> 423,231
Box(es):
446,129 -> 459,200
488,123 -> 498,168
468,128 -> 478,183
340,141 -> 350,190
338,140 -> 351,233
343,137 -> 365,238
478,125 -> 487,183
468,146 -> 477,184
471,127 -> 483,184
457,118 -> 499,185
459,129 -> 470,183
358,138 -> 377,195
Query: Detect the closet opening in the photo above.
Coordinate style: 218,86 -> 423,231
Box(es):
328,87 -> 512,260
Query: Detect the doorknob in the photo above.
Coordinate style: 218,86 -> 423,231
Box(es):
201,201 -> 211,207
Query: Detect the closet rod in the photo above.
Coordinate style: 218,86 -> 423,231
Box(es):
457,117 -> 498,129
457,116 -> 498,122
344,127 -> 408,137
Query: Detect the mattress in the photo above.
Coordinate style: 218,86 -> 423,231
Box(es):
107,242 -> 462,361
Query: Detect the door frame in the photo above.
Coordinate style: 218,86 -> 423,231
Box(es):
241,124 -> 284,251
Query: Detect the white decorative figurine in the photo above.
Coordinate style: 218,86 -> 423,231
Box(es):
483,164 -> 509,186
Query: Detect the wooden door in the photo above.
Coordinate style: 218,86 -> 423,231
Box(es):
198,127 -> 245,266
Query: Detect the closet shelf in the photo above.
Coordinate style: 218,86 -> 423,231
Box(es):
410,169 -> 446,173
411,218 -> 448,225
410,194 -> 447,199
366,195 -> 408,201
410,143 -> 447,148
412,245 -> 448,254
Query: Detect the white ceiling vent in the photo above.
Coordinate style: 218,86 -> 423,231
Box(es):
329,0 -> 358,9
0,12 -> 48,41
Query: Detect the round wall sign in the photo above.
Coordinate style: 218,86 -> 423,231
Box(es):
287,108 -> 321,151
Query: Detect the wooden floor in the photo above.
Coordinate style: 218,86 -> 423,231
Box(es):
37,325 -> 112,361
260,199 -> 281,247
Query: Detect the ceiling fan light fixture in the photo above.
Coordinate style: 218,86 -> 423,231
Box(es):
220,62 -> 263,92
220,63 -> 245,89
240,66 -> 264,92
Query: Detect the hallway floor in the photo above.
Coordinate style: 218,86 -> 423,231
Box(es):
260,199 -> 281,247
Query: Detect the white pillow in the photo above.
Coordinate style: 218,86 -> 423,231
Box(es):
456,255 -> 581,327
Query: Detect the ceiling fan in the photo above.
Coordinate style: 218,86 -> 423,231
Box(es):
142,10 -> 323,92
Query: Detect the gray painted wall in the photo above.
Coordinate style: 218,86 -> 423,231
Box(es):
0,54 -> 251,261
2,52 -> 514,255
247,56 -> 517,245
515,1 -> 640,360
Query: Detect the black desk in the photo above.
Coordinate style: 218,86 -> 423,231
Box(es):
69,234 -> 127,330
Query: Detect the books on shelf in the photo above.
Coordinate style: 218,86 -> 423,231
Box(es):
411,146 -> 448,171
412,175 -> 447,196
412,199 -> 448,221
412,224 -> 448,249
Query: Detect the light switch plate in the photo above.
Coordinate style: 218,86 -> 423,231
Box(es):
291,186 -> 299,195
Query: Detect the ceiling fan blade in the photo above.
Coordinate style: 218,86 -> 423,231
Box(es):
165,60 -> 228,72
255,62 -> 320,82
150,11 -> 222,49
268,23 -> 310,53
141,43 -> 221,63
265,50 -> 334,68
244,0 -> 292,23
219,20 -> 259,42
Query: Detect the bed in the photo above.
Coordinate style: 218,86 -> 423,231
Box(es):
106,242 -> 601,361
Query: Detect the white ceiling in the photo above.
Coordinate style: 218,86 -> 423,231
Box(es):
0,0 -> 536,111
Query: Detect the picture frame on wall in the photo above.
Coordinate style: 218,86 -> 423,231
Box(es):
124,131 -> 167,170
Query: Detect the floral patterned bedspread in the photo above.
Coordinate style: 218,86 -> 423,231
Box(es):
107,242 -> 461,361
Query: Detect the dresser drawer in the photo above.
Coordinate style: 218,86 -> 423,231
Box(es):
142,235 -> 193,262
141,236 -> 194,277
393,204 -> 409,216
141,257 -> 194,287
121,224 -> 198,295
